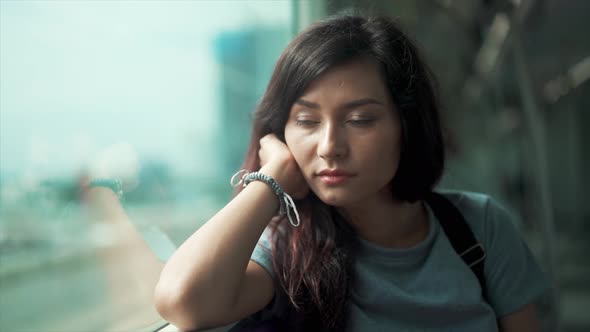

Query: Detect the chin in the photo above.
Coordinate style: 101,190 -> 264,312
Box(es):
315,190 -> 356,207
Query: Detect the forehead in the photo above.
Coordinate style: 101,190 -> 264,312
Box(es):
299,57 -> 390,101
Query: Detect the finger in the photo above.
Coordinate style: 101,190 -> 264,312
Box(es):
259,133 -> 274,144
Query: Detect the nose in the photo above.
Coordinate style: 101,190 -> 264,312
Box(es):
317,122 -> 348,160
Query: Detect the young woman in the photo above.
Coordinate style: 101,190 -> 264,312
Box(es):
154,15 -> 548,332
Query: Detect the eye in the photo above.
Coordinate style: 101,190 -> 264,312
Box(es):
347,118 -> 375,126
295,119 -> 320,127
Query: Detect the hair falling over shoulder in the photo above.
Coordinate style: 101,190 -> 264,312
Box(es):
271,197 -> 358,331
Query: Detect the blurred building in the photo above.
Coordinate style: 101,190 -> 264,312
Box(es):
212,27 -> 290,177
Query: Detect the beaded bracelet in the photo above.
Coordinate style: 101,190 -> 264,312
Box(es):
231,170 -> 300,227
89,178 -> 125,203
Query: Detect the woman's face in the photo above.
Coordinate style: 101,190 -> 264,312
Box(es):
284,58 -> 402,208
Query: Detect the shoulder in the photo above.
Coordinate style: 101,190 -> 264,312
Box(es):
436,189 -> 494,216
435,189 -> 518,244
436,190 -> 550,316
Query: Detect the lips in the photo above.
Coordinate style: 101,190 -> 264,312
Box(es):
316,169 -> 354,185
317,169 -> 351,176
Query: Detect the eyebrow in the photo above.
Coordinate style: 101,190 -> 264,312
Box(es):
294,97 -> 384,111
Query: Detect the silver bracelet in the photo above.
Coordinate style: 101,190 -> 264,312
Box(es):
231,169 -> 300,227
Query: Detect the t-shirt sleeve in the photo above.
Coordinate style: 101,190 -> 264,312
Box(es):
250,227 -> 275,279
482,196 -> 550,317
246,227 -> 285,321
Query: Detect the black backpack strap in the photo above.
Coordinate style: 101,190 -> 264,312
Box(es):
426,192 -> 488,302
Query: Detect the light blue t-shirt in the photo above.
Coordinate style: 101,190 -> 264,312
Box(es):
250,190 -> 549,331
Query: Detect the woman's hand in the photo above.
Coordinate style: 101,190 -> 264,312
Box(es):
258,134 -> 309,199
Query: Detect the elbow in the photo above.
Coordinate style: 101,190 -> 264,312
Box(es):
154,280 -> 207,331
154,276 -> 230,331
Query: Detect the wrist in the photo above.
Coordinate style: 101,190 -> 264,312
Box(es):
89,178 -> 123,199
245,180 -> 281,212
260,161 -> 293,192
230,169 -> 301,227
82,177 -> 126,206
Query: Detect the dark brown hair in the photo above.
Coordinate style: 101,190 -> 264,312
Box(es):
238,15 -> 444,331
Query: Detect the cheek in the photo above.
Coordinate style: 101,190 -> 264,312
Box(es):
284,126 -> 299,155
364,130 -> 400,156
361,132 -> 401,175
285,128 -> 311,165
288,143 -> 314,171
286,126 -> 316,155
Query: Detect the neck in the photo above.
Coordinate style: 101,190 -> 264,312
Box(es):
339,193 -> 429,249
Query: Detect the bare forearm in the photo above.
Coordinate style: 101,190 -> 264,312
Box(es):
155,180 -> 279,318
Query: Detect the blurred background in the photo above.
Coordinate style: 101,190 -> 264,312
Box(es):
0,0 -> 587,331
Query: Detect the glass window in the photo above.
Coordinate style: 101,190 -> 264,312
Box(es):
0,1 -> 292,331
